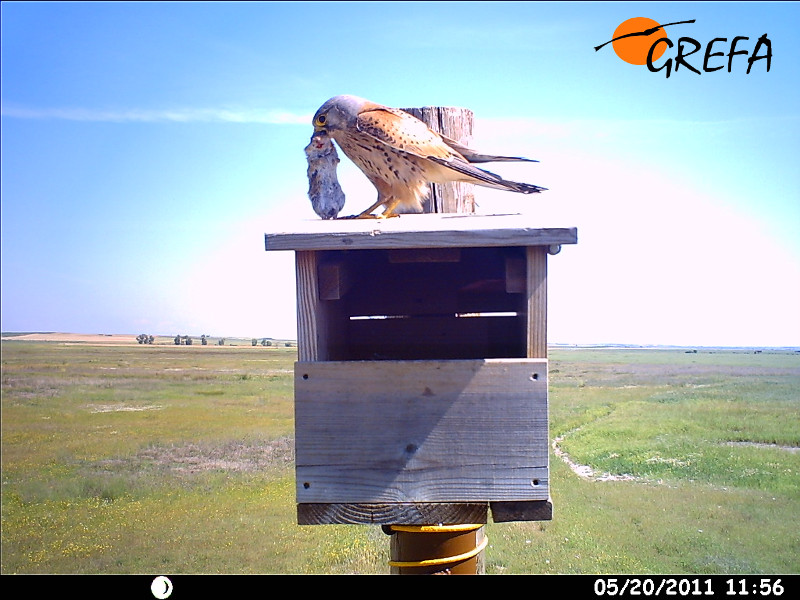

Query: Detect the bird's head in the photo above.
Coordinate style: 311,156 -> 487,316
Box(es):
312,95 -> 369,133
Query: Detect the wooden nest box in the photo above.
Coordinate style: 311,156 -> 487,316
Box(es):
265,214 -> 577,525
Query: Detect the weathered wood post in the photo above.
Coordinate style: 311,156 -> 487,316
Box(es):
400,106 -> 476,215
264,105 -> 577,575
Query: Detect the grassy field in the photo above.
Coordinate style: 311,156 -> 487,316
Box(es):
1,341 -> 798,574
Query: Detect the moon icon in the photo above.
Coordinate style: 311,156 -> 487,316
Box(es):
151,576 -> 173,599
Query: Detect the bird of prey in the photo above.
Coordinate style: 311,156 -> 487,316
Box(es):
311,95 -> 546,218
305,131 -> 346,219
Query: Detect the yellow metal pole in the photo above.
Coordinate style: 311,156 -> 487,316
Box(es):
387,525 -> 487,575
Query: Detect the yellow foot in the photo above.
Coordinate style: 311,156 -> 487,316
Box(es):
337,212 -> 399,220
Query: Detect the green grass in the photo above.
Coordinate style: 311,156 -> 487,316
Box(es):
2,342 -> 798,574
549,348 -> 799,493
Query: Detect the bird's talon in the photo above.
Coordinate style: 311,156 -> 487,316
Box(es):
337,213 -> 380,220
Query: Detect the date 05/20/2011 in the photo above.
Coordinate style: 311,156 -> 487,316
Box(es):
593,577 -> 786,597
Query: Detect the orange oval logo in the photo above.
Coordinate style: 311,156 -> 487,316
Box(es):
612,17 -> 667,65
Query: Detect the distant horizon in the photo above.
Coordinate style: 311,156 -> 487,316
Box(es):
2,330 -> 797,351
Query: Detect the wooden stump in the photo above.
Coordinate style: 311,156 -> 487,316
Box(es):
400,106 -> 476,214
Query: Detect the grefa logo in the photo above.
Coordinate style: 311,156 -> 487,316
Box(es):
595,18 -> 772,78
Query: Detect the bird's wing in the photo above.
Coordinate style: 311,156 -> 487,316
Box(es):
355,106 -> 545,193
356,106 -> 538,164
355,106 -> 457,161
438,134 -> 538,164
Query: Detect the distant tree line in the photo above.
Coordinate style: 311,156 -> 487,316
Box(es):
135,334 -> 291,347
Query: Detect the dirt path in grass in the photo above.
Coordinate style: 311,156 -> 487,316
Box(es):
552,430 -> 799,482
552,430 -> 638,482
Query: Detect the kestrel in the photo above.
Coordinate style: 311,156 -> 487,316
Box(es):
305,131 -> 346,219
311,95 -> 546,218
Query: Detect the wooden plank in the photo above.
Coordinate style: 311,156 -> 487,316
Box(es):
526,246 -> 548,359
491,499 -> 553,522
318,258 -> 350,301
295,251 -> 326,361
297,496 -> 553,526
294,359 -> 548,504
265,213 -> 577,252
505,255 -> 526,293
297,503 -> 488,526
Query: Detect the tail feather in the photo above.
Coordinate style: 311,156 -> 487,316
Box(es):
477,177 -> 547,194
440,134 -> 539,164
429,155 -> 547,194
495,179 -> 548,194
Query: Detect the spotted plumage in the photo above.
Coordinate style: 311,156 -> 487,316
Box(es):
311,95 -> 546,218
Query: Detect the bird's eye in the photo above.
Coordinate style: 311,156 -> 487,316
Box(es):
314,114 -> 327,127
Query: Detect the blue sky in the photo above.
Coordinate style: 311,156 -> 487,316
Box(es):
1,1 -> 798,346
